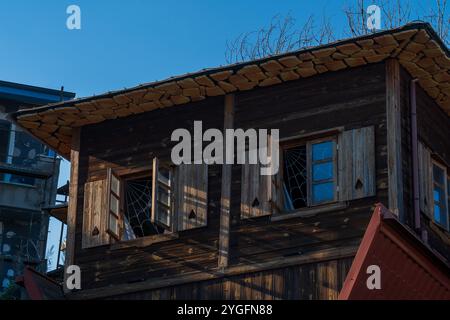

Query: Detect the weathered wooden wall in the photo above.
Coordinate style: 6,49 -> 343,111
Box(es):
73,63 -> 388,297
397,66 -> 450,261
109,257 -> 353,300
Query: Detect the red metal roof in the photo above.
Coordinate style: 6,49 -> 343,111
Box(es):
339,204 -> 450,300
16,266 -> 64,300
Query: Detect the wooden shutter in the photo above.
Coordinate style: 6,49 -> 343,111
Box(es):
175,163 -> 208,231
82,179 -> 110,248
418,142 -> 433,216
106,168 -> 123,241
151,158 -> 173,228
338,126 -> 376,201
241,161 -> 272,219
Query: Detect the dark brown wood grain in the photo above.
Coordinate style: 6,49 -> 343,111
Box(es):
72,63 -> 394,297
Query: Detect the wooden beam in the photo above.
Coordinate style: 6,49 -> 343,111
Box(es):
63,127 -> 81,292
218,94 -> 235,269
386,59 -> 404,221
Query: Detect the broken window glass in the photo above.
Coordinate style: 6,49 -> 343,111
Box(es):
283,145 -> 307,209
124,177 -> 165,238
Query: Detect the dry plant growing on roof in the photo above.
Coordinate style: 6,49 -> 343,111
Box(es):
225,12 -> 335,64
226,0 -> 450,63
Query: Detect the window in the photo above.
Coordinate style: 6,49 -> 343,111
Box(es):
311,141 -> 336,204
431,162 -> 449,229
107,170 -> 121,240
107,165 -> 173,241
123,173 -> 170,239
0,120 -> 10,163
283,138 -> 337,210
82,159 -> 209,248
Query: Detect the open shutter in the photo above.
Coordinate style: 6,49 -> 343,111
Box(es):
151,158 -> 173,228
338,126 -> 376,201
175,163 -> 208,231
241,161 -> 272,219
106,168 -> 123,241
418,142 -> 433,216
82,179 -> 110,248
241,134 -> 281,218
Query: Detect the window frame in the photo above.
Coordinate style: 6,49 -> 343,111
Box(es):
280,134 -> 339,212
307,137 -> 338,206
107,164 -> 176,248
431,160 -> 449,230
106,168 -> 122,241
151,158 -> 174,230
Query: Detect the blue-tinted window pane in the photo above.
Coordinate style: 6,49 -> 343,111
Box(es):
312,141 -> 333,161
434,205 -> 441,223
434,189 -> 441,202
433,165 -> 445,185
313,162 -> 333,181
312,182 -> 334,203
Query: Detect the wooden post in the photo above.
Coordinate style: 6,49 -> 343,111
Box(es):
64,127 -> 81,292
386,59 -> 404,221
218,94 -> 234,269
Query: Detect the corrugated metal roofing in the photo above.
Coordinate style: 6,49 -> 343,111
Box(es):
339,204 -> 450,300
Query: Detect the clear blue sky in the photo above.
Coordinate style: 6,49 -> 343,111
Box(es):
0,0 -> 442,269
0,0 -> 353,191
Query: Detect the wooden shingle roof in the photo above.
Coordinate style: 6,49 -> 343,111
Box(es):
12,23 -> 450,158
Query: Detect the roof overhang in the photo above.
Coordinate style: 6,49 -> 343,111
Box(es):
339,204 -> 450,300
11,22 -> 450,159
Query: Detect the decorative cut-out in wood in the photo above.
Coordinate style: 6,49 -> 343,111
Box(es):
252,198 -> 260,207
92,226 -> 99,236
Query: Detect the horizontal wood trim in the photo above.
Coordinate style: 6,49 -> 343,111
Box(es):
279,126 -> 344,147
67,245 -> 358,300
110,232 -> 179,250
271,202 -> 349,221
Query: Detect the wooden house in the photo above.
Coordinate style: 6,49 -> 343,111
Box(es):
12,23 -> 450,299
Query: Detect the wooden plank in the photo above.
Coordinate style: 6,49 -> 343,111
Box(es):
240,160 -> 271,219
67,245 -> 357,299
176,164 -> 208,231
338,126 -> 375,200
64,127 -> 80,292
386,59 -> 404,220
218,94 -> 235,269
82,179 -> 109,248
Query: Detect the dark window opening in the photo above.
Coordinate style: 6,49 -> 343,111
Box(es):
0,120 -> 10,163
123,176 -> 165,239
282,139 -> 336,211
283,145 -> 307,210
